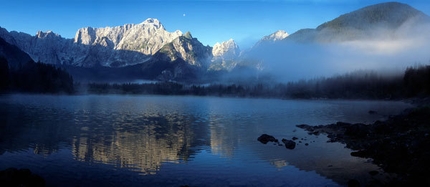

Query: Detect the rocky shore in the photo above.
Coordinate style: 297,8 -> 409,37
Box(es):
0,168 -> 45,187
297,106 -> 430,187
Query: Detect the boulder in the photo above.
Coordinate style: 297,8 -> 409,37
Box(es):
282,139 -> 296,149
257,134 -> 278,144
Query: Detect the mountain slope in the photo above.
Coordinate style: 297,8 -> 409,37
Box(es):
0,37 -> 74,93
141,32 -> 212,81
0,37 -> 33,70
157,32 -> 212,67
254,30 -> 289,47
287,2 -> 430,42
317,2 -> 428,31
240,30 -> 290,65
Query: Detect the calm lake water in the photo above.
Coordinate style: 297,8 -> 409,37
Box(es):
0,94 -> 412,187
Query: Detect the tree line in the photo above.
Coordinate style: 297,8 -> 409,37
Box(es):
0,57 -> 74,94
84,65 -> 430,99
85,82 -> 277,97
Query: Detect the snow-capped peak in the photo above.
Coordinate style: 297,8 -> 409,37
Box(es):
212,39 -> 240,58
263,30 -> 289,41
141,18 -> 164,29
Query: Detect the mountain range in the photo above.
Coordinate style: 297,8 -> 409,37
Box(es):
1,2 -> 429,83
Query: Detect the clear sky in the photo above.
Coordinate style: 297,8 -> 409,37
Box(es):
1,0 -> 430,49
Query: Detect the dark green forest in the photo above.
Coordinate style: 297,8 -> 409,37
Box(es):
0,57 -> 74,94
84,65 -> 430,99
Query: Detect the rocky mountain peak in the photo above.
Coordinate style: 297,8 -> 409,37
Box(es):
36,30 -> 59,38
184,31 -> 193,39
156,33 -> 212,67
250,30 -> 289,50
212,39 -> 240,58
263,30 -> 289,41
210,39 -> 240,71
141,18 -> 163,29
65,18 -> 184,67
0,18 -> 187,67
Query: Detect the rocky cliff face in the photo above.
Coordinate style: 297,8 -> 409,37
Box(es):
141,32 -> 213,81
72,18 -> 184,67
0,28 -> 73,65
210,39 -> 240,71
0,18 -> 208,68
157,32 -> 212,67
212,39 -> 240,60
0,18 -> 216,82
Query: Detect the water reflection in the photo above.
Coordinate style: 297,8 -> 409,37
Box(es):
0,102 -> 74,156
71,113 -> 200,174
209,119 -> 239,158
0,95 -> 412,186
270,159 -> 288,169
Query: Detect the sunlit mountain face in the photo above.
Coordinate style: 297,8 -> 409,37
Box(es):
1,2 -> 430,83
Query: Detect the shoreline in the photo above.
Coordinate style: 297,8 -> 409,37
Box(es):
297,103 -> 430,187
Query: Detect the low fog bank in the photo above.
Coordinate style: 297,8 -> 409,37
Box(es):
82,65 -> 430,100
244,21 -> 430,83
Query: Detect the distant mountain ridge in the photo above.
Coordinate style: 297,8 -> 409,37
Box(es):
317,2 -> 428,31
1,2 -> 430,83
0,18 -> 214,81
287,2 -> 430,42
0,18 -> 192,67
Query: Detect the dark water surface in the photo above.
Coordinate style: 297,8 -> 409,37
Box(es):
0,94 -> 411,186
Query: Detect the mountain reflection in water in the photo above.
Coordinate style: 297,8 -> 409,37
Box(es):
0,95 -> 411,186
72,113 -> 200,175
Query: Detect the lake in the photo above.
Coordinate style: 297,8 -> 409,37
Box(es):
0,94 -> 412,187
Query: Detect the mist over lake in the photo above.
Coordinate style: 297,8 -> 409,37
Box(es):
0,94 -> 411,186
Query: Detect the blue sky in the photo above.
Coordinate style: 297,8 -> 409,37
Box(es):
1,0 -> 430,48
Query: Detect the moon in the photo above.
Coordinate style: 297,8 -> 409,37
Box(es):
183,13 -> 186,17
